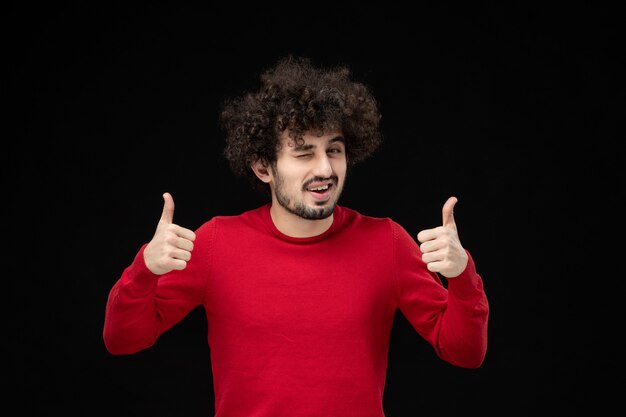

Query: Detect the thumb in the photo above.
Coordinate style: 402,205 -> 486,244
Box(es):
160,192 -> 175,224
442,196 -> 458,228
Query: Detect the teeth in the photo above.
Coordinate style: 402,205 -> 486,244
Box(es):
309,185 -> 329,191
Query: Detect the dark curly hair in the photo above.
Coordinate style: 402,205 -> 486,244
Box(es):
220,56 -> 382,192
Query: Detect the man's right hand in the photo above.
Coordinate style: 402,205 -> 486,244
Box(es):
143,192 -> 196,275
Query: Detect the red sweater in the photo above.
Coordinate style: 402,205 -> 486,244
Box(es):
104,204 -> 488,416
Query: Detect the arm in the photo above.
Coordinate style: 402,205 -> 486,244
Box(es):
394,197 -> 489,368
102,193 -> 202,355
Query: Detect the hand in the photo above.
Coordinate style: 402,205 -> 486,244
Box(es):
143,192 -> 196,275
416,196 -> 468,278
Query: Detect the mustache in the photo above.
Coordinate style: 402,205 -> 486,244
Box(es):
302,175 -> 339,190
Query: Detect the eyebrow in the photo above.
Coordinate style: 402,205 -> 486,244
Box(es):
292,136 -> 345,151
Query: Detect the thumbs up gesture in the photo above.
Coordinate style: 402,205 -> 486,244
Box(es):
416,196 -> 468,278
143,192 -> 197,275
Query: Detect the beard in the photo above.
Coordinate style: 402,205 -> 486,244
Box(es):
271,164 -> 344,220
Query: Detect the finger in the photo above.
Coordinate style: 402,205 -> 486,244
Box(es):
442,196 -> 458,228
170,248 -> 192,262
421,251 -> 441,265
425,260 -> 443,273
169,259 -> 189,272
160,192 -> 175,224
419,239 -> 444,254
417,228 -> 433,244
417,226 -> 443,243
174,235 -> 195,252
416,229 -> 428,244
172,226 -> 196,242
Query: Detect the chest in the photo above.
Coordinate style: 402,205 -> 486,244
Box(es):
204,238 -> 395,333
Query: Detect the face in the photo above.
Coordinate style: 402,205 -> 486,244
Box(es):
269,130 -> 347,220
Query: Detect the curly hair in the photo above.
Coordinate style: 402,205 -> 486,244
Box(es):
220,56 -> 382,192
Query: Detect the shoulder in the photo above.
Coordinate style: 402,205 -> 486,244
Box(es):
336,205 -> 399,235
195,204 -> 269,237
339,206 -> 416,242
337,205 -> 394,225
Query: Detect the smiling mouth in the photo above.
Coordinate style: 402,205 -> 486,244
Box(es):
306,184 -> 333,193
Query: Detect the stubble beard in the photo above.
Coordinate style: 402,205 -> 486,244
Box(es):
272,165 -> 344,221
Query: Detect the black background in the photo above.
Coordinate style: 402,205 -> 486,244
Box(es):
6,3 -> 622,416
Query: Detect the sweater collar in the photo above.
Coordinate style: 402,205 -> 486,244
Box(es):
261,203 -> 343,244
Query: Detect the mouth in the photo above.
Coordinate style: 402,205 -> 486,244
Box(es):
305,183 -> 334,201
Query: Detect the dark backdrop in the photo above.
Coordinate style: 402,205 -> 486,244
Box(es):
6,3 -> 622,416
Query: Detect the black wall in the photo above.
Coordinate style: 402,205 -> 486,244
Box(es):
6,3 -> 621,416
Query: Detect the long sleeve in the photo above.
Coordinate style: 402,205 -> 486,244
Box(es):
103,222 -> 213,355
102,205 -> 489,416
392,221 -> 489,368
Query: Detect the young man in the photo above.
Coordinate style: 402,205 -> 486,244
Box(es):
103,56 -> 489,416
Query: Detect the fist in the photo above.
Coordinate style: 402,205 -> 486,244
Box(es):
416,196 -> 468,278
143,192 -> 196,275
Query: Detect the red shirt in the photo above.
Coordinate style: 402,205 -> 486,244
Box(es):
104,204 -> 489,416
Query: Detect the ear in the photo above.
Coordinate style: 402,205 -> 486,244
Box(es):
251,159 -> 273,183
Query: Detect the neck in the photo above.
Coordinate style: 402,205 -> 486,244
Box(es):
269,201 -> 334,238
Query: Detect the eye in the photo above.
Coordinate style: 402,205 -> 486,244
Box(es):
296,153 -> 312,158
327,148 -> 342,154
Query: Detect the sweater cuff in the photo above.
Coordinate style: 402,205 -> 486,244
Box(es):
123,243 -> 158,296
446,250 -> 484,299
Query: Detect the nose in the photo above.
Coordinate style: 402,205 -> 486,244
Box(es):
313,154 -> 333,178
